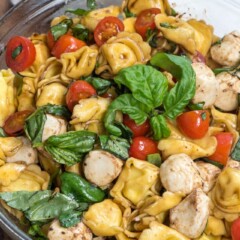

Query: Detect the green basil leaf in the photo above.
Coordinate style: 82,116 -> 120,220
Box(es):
28,223 -> 47,239
146,28 -> 158,48
160,22 -> 177,29
123,7 -> 136,17
213,65 -> 237,75
104,94 -> 149,136
231,138 -> 240,161
72,24 -> 90,42
12,45 -> 22,59
85,76 -> 112,95
50,19 -> 73,41
65,8 -> 90,16
44,131 -> 97,166
59,210 -> 82,228
87,0 -> 97,10
147,153 -> 162,167
114,65 -> 168,111
99,135 -> 130,160
150,115 -> 170,140
60,172 -> 105,203
113,122 -> 133,140
188,102 -> 204,110
0,128 -> 7,137
150,53 -> 196,119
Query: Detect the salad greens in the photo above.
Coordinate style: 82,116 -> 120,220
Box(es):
85,76 -> 112,95
50,19 -> 73,41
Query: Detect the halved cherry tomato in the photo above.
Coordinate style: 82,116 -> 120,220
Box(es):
231,218 -> 240,240
5,36 -> 36,72
208,132 -> 233,165
51,35 -> 86,58
129,136 -> 158,160
176,110 -> 210,139
134,8 -> 161,39
66,80 -> 97,111
94,16 -> 124,46
47,30 -> 56,50
3,110 -> 33,136
123,114 -> 150,137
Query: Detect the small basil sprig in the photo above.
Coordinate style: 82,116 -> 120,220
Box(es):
50,19 -> 73,41
24,104 -> 70,147
72,24 -> 91,42
44,131 -> 97,166
87,0 -> 97,10
0,128 -> 7,137
85,76 -> 112,95
65,8 -> 90,16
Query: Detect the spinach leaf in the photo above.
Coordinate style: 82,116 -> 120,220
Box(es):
85,76 -> 112,95
44,131 -> 97,166
114,65 -> 168,111
65,8 -> 90,16
150,53 -> 196,119
231,138 -> 240,161
60,172 -> 105,203
150,115 -> 171,140
24,104 -> 70,147
0,128 -> 7,137
87,0 -> 97,10
72,24 -> 91,42
50,19 -> 73,41
104,94 -> 149,136
99,135 -> 130,160
59,210 -> 82,228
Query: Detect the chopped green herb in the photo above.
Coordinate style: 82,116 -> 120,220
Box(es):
11,45 -> 22,59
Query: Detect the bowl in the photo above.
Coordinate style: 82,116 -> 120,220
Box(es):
0,0 -> 239,239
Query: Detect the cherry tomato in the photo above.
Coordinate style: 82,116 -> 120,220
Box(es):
176,110 -> 210,139
3,110 -> 33,136
123,115 -> 150,137
231,218 -> 240,240
129,136 -> 158,160
94,16 -> 124,46
134,8 -> 161,39
47,30 -> 56,50
51,35 -> 86,58
208,132 -> 233,165
5,36 -> 36,72
66,80 -> 97,111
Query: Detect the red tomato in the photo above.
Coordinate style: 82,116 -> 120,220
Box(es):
3,110 -> 33,136
94,16 -> 124,46
66,80 -> 97,111
208,132 -> 233,165
123,115 -> 150,137
134,8 -> 161,39
129,136 -> 158,160
5,36 -> 36,72
47,30 -> 56,50
231,218 -> 240,240
51,35 -> 86,58
176,110 -> 210,139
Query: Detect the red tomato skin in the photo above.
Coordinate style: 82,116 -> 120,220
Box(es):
123,115 -> 150,137
176,110 -> 210,139
51,35 -> 86,58
66,80 -> 97,111
5,36 -> 36,72
3,110 -> 33,136
94,16 -> 124,46
129,136 -> 158,160
134,8 -> 161,39
47,31 -> 56,50
231,218 -> 240,240
208,132 -> 233,165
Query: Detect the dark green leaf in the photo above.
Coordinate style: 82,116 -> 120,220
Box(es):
60,172 -> 105,203
50,19 -> 73,41
114,65 -> 168,111
65,8 -> 90,16
44,131 -> 97,166
0,128 -> 7,137
147,153 -> 162,167
104,94 -> 149,136
12,45 -> 22,59
123,7 -> 136,17
113,122 -> 133,140
160,22 -> 177,29
28,223 -> 47,239
231,138 -> 240,161
196,158 -> 224,169
87,0 -> 97,10
150,115 -> 171,140
85,76 -> 112,95
59,210 -> 82,228
99,135 -> 130,160
150,53 -> 196,119
146,29 -> 158,48
72,24 -> 90,42
188,102 -> 204,110
213,65 -> 237,75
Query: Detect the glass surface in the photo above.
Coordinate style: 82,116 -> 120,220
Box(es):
0,0 -> 239,239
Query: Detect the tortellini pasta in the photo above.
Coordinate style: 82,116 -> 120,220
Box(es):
0,69 -> 17,127
110,158 -> 160,208
95,32 -> 151,78
155,14 -> 213,55
204,216 -> 226,236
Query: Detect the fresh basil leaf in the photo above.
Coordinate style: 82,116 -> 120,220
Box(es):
65,8 -> 90,16
213,65 -> 237,75
60,172 -> 105,203
104,94 -> 149,136
170,8 -> 178,16
12,45 -> 22,59
123,7 -> 136,17
0,128 -> 7,137
160,22 -> 177,29
44,131 -> 97,166
231,138 -> 240,161
150,53 -> 196,119
59,210 -> 82,228
99,135 -> 130,160
146,28 -> 158,48
28,223 -> 47,239
50,19 -> 73,41
150,115 -> 170,140
24,104 -> 70,147
114,65 -> 168,111
147,153 -> 162,167
87,0 -> 97,10
85,76 -> 112,95
72,24 -> 90,42
188,102 -> 204,110
113,122 -> 133,140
